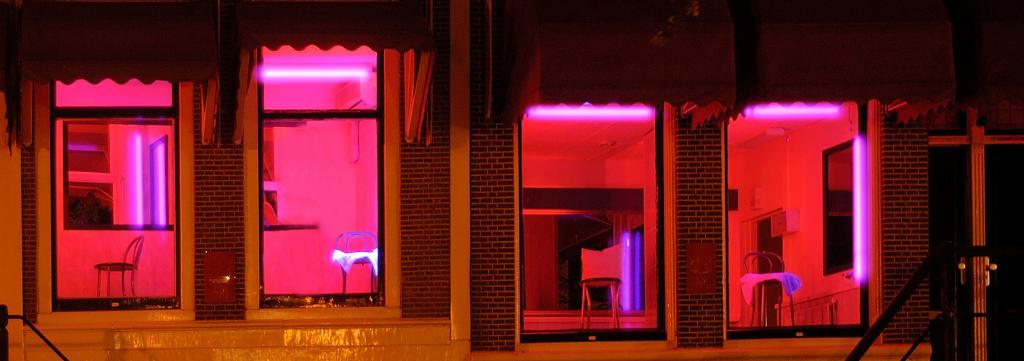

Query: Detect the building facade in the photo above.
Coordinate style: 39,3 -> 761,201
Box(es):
1,0 -> 1022,360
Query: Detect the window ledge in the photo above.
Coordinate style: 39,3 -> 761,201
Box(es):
35,309 -> 194,329
246,306 -> 401,321
479,343 -> 927,361
31,310 -> 445,332
517,340 -> 671,353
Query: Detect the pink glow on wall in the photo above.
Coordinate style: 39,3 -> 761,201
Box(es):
261,46 -> 378,111
853,135 -> 867,284
132,133 -> 145,226
743,103 -> 842,119
55,79 -> 173,108
524,104 -> 654,121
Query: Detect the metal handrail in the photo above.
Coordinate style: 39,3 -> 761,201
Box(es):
846,244 -> 953,361
1,305 -> 70,361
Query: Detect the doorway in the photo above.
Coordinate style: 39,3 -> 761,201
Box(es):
984,145 -> 1024,360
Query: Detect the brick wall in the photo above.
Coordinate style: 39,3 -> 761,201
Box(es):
21,145 -> 37,322
468,0 -> 516,351
193,82 -> 246,320
399,0 -> 452,318
191,0 -> 246,320
466,124 -> 516,350
880,120 -> 930,343
676,120 -> 725,348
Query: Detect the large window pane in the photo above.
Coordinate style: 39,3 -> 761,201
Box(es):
727,103 -> 864,333
55,119 -> 177,308
520,105 -> 661,335
260,118 -> 379,300
258,45 -> 382,308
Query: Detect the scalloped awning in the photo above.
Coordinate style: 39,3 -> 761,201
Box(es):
236,0 -> 432,52
20,1 -> 218,83
503,0 -> 736,119
739,0 -> 955,105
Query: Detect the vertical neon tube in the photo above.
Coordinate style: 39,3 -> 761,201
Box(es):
133,133 -> 145,225
620,231 -> 632,311
633,229 -> 643,311
853,135 -> 867,283
153,141 -> 167,226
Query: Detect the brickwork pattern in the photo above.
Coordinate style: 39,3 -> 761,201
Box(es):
21,145 -> 37,322
192,101 -> 246,319
192,0 -> 246,320
676,121 -> 725,347
468,0 -> 516,351
880,120 -> 930,343
399,0 -> 452,318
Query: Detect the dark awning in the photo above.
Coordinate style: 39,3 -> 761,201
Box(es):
0,2 -> 10,90
953,0 -> 1024,107
504,0 -> 736,118
21,1 -> 218,83
236,0 -> 432,51
740,0 -> 955,105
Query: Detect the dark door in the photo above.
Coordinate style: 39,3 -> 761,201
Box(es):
928,146 -> 971,361
756,217 -> 783,326
985,145 -> 1024,360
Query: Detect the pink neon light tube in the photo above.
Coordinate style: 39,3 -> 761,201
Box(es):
744,103 -> 841,119
259,67 -> 371,81
525,105 -> 655,121
620,231 -> 632,311
853,135 -> 867,283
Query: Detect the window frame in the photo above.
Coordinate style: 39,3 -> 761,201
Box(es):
724,105 -> 869,340
256,49 -> 387,309
50,82 -> 182,312
822,140 -> 855,276
516,108 -> 667,343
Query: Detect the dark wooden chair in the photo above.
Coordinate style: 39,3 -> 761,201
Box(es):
95,235 -> 144,297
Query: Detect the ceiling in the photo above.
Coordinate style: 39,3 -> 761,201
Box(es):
521,118 -> 654,161
727,115 -> 853,149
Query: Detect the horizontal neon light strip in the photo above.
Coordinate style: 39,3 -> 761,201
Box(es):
67,144 -> 100,152
260,67 -> 371,80
525,105 -> 654,121
744,103 -> 841,119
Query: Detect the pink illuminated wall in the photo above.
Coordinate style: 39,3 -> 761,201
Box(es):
55,80 -> 174,108
727,103 -> 862,327
261,46 -> 378,111
521,104 -> 660,331
55,120 -> 177,299
261,119 -> 379,295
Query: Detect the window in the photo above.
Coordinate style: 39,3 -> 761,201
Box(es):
726,102 -> 867,337
53,79 -> 179,311
519,104 -> 664,342
258,46 -> 382,308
